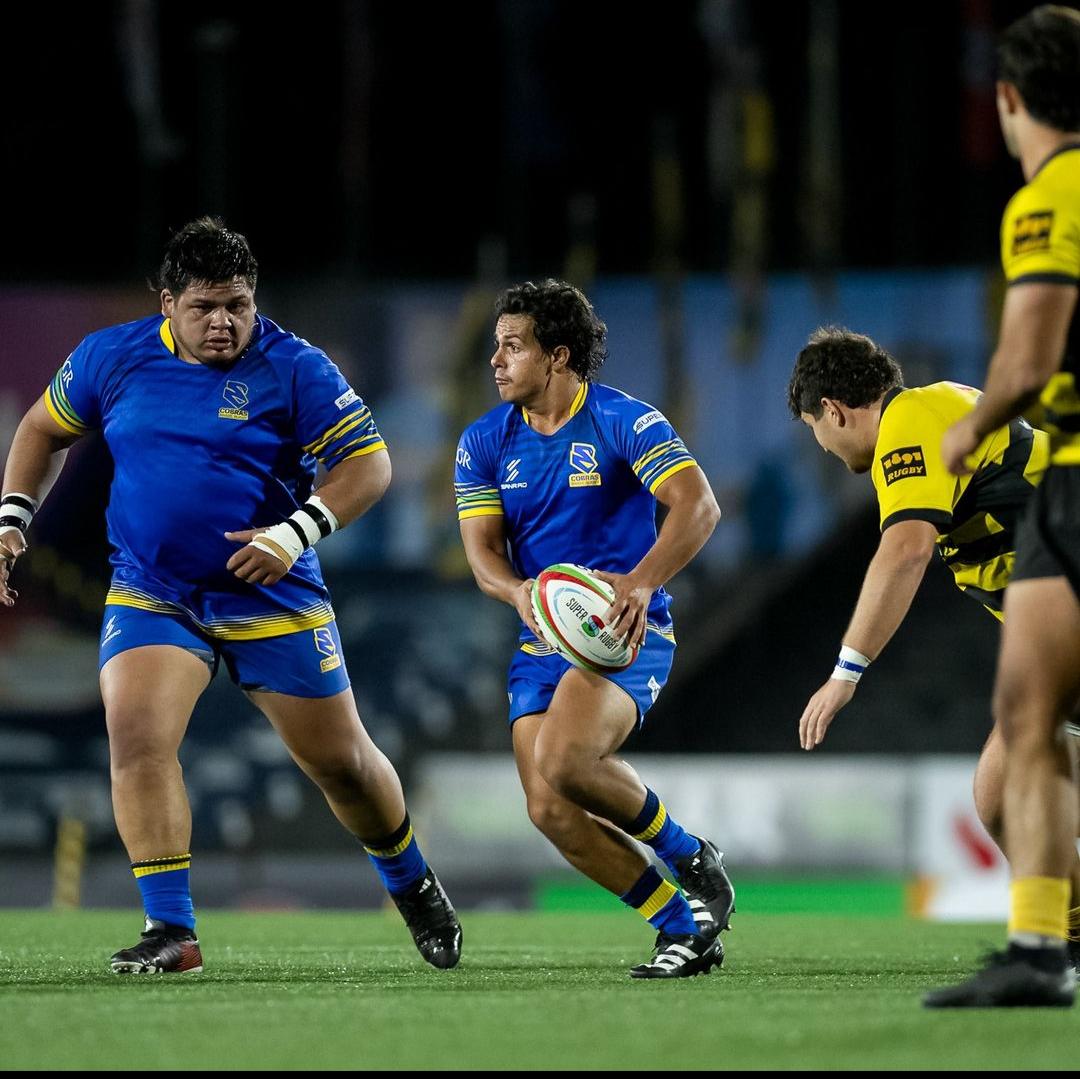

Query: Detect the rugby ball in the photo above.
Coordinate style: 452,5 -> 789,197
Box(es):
530,563 -> 639,673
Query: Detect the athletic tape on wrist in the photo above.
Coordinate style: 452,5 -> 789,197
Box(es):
247,497 -> 340,569
831,644 -> 871,684
0,493 -> 38,533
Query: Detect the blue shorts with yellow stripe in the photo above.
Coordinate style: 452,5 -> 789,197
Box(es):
98,605 -> 351,698
507,626 -> 676,726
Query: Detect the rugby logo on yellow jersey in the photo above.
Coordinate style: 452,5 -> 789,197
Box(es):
881,446 -> 926,485
1011,210 -> 1054,256
313,627 -> 341,673
219,380 -> 249,421
569,442 -> 602,487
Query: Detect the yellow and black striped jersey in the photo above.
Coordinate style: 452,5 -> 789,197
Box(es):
1000,143 -> 1080,466
872,382 -> 1049,617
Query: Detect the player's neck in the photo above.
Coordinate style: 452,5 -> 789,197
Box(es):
522,377 -> 583,435
1019,126 -> 1080,182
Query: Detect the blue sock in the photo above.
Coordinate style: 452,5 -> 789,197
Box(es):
132,853 -> 195,931
620,866 -> 698,936
625,788 -> 699,873
363,814 -> 428,896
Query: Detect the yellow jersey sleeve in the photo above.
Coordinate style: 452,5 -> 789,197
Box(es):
1000,180 -> 1080,285
872,394 -> 957,533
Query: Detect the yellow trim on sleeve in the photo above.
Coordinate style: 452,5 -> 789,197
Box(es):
304,408 -> 372,456
44,392 -> 87,435
338,440 -> 388,463
458,506 -> 504,520
648,459 -> 697,494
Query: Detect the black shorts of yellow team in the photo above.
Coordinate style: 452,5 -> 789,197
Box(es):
1012,465 -> 1080,600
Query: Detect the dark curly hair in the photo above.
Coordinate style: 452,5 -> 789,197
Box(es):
495,279 -> 607,381
155,216 -> 258,295
999,6 -> 1080,133
787,327 -> 903,419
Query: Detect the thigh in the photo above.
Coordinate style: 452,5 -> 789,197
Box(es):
997,577 -> 1080,735
251,686 -> 376,769
100,643 -> 212,754
221,622 -> 351,699
542,667 -> 639,758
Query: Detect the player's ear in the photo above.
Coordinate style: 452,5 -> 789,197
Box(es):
550,345 -> 571,373
820,397 -> 845,426
160,289 -> 174,317
997,80 -> 1022,116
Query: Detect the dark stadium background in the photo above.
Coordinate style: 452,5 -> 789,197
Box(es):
0,0 -> 1055,913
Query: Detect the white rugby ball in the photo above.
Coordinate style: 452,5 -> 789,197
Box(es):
530,563 -> 639,673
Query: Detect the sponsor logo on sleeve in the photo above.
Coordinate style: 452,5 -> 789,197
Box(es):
880,445 -> 927,485
60,358 -> 75,389
633,410 -> 665,435
456,446 -> 472,470
569,442 -> 602,487
1011,210 -> 1054,256
335,388 -> 359,410
219,380 -> 250,421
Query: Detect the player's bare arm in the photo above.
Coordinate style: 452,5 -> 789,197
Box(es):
943,283 -> 1077,474
798,518 -> 937,750
593,465 -> 720,648
225,448 -> 391,586
0,395 -> 84,606
459,513 -> 543,638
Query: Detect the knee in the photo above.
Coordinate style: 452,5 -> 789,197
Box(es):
525,793 -> 582,845
301,747 -> 372,801
533,740 -> 592,804
108,722 -> 180,777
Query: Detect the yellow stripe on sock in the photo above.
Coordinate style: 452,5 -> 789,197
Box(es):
1068,904 -> 1080,942
637,879 -> 678,921
1008,876 -> 1070,940
631,803 -> 667,842
132,856 -> 191,878
365,826 -> 414,859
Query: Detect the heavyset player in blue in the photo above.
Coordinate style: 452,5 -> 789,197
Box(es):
0,219 -> 461,973
456,280 -> 735,977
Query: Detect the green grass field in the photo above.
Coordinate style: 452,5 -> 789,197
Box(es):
0,909 -> 1076,1071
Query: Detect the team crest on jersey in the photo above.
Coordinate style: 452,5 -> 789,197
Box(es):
219,380 -> 250,421
313,627 -> 341,673
569,442 -> 601,487
1011,210 -> 1053,256
881,445 -> 927,485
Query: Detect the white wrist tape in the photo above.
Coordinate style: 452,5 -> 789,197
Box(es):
248,496 -> 340,569
0,493 -> 38,534
831,645 -> 871,684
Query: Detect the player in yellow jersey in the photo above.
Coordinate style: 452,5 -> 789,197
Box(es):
929,5 -> 1080,1008
786,329 -> 1080,921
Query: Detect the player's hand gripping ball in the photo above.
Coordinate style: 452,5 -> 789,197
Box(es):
530,564 -> 639,673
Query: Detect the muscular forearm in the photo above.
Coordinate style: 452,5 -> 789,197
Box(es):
467,538 -> 527,606
967,345 -> 1045,440
629,494 -> 719,591
2,411 -> 74,506
313,450 -> 391,530
842,540 -> 932,660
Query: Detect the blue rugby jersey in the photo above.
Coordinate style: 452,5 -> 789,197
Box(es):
454,382 -> 698,640
45,314 -> 386,640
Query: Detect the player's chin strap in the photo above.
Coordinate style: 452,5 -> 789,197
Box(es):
0,492 -> 37,551
248,495 -> 339,570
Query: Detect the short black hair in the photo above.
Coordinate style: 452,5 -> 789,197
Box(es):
495,279 -> 607,382
787,327 -> 904,419
156,216 -> 258,295
999,5 -> 1080,132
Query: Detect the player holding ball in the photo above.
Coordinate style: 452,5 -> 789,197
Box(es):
455,279 -> 733,978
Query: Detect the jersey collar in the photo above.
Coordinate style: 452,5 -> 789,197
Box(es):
159,317 -> 179,356
878,385 -> 905,420
521,380 -> 588,428
1031,140 -> 1080,181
